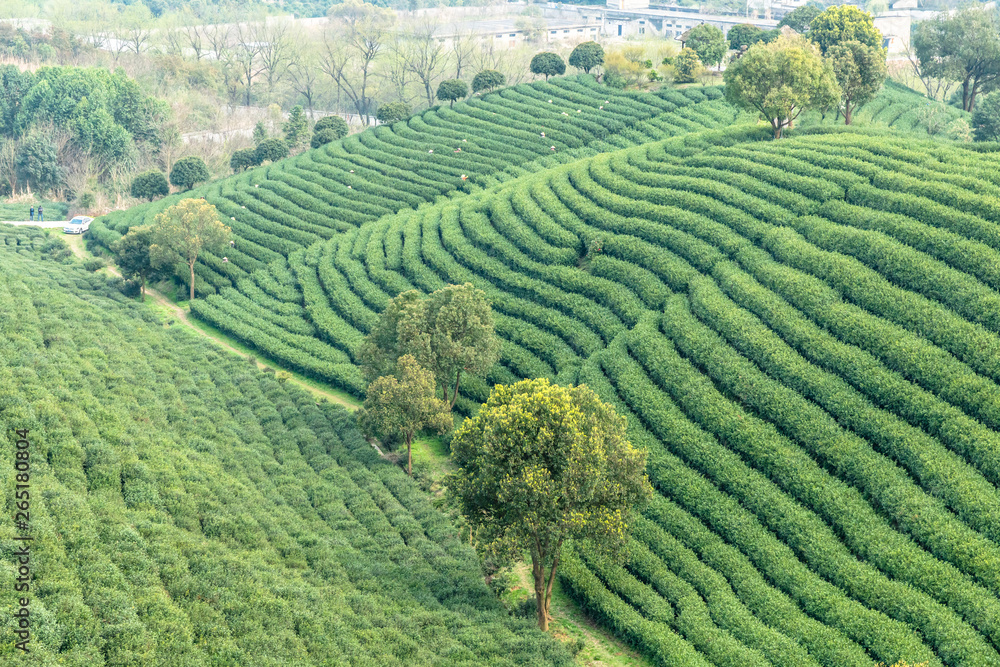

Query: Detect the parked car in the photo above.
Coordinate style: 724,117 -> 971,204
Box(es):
63,216 -> 93,234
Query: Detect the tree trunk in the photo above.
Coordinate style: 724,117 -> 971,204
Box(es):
189,260 -> 196,301
772,119 -> 782,139
963,78 -> 972,112
543,552 -> 560,623
844,103 -> 852,126
531,553 -> 547,631
141,275 -> 146,302
406,432 -> 413,476
449,369 -> 462,408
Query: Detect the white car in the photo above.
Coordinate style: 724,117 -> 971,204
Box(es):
63,216 -> 93,234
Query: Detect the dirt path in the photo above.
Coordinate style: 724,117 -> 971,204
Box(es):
1,220 -> 70,229
64,233 -> 359,411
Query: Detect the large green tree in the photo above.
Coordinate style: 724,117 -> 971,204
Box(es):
724,35 -> 840,138
282,105 -> 308,149
568,41 -> 604,74
912,5 -> 1000,113
472,69 -> 505,94
358,355 -> 452,476
973,92 -> 1000,141
15,132 -> 62,193
436,79 -> 468,107
778,3 -> 822,33
808,5 -> 883,55
130,169 -> 169,201
686,23 -> 727,70
449,379 -> 653,632
728,24 -> 766,50
828,40 -> 886,125
254,138 -> 289,164
674,47 -> 701,84
149,198 -> 231,301
169,156 -> 209,190
359,283 -> 500,408
375,101 -> 411,124
530,52 -> 566,81
112,225 -> 158,301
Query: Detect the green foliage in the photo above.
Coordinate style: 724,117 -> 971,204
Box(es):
229,148 -> 258,172
357,355 -> 452,475
473,69 -> 506,94
828,40 -> 887,124
728,24 -> 766,50
309,128 -> 338,149
808,5 -> 883,55
282,105 -> 309,149
255,137 -> 289,164
724,35 -> 840,137
150,198 -> 231,301
15,131 -> 62,193
0,243 -> 574,666
252,120 -> 268,143
686,24 -> 727,69
359,283 -> 501,408
912,5 -> 1000,113
130,169 -> 169,201
674,48 -> 701,84
169,156 -> 209,190
569,41 -> 604,74
375,101 -> 412,125
112,225 -> 158,300
437,79 -> 469,107
972,92 -> 1000,141
777,3 -> 822,32
449,379 -> 653,630
530,52 -> 567,81
313,114 -> 349,138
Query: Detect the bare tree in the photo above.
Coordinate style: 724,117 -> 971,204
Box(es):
403,19 -> 448,108
122,4 -> 154,56
204,21 -> 233,63
258,20 -> 294,103
903,38 -> 956,102
225,22 -> 267,106
450,30 -> 478,79
321,0 -> 395,124
383,31 -> 416,105
288,43 -> 323,117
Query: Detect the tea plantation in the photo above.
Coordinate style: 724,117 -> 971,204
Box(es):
0,234 -> 574,665
77,71 -> 1000,666
196,125 -> 1000,666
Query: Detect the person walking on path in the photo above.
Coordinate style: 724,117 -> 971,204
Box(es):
37,206 -> 43,222
29,207 -> 34,222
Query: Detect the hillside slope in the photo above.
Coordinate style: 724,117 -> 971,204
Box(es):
0,234 -> 572,666
236,126 -> 1000,666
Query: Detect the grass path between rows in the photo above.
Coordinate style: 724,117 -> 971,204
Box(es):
63,230 -> 656,667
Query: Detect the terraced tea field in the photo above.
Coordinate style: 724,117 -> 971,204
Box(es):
0,233 -> 573,665
196,126 -> 1000,666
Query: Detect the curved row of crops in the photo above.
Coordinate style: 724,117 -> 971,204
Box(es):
0,239 -> 573,665
192,126 -> 1000,665
90,76 -> 739,294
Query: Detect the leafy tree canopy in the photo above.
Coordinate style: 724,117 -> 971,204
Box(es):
313,114 -> 349,139
310,128 -> 338,149
809,5 -> 883,55
169,156 -> 209,190
472,69 -> 505,94
15,132 -> 63,194
686,23 -> 728,69
282,105 -> 309,148
449,378 -> 653,631
973,91 -> 1000,141
674,47 -> 702,84
777,3 -> 823,32
436,79 -> 468,107
569,41 -> 604,74
149,198 -> 231,301
376,101 -> 411,124
829,39 -> 887,124
130,169 -> 169,201
255,137 -> 289,164
724,35 -> 840,138
112,225 -> 159,301
230,147 -> 258,172
357,355 -> 452,476
359,283 -> 500,408
913,6 -> 1000,113
728,24 -> 766,50
530,52 -> 566,81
